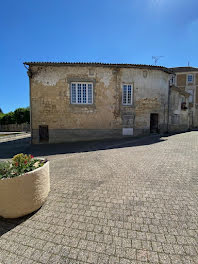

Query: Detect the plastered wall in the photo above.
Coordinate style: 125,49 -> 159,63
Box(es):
30,65 -> 170,143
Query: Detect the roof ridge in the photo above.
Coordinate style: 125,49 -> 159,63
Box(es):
170,66 -> 198,73
23,62 -> 172,73
170,66 -> 198,68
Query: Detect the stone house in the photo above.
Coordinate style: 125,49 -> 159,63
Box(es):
168,85 -> 190,132
24,62 -> 190,144
170,67 -> 198,129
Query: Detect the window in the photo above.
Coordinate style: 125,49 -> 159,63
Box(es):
181,96 -> 186,103
122,84 -> 133,105
169,75 -> 176,86
188,89 -> 194,103
181,96 -> 187,110
71,82 -> 93,104
187,74 -> 194,83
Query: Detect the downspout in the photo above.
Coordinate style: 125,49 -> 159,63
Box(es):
167,82 -> 171,134
167,72 -> 176,134
24,64 -> 33,144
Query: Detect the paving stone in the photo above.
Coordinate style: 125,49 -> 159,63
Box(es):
147,251 -> 159,263
120,258 -> 131,264
87,252 -> 99,263
170,254 -> 184,264
48,254 -> 65,264
158,252 -> 172,264
125,248 -> 136,260
86,241 -> 97,252
77,249 -> 89,262
0,132 -> 198,264
39,251 -> 52,264
97,253 -> 109,264
136,249 -> 148,262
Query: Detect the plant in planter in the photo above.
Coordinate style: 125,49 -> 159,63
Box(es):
0,154 -> 50,218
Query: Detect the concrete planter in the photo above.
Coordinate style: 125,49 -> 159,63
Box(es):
0,161 -> 50,218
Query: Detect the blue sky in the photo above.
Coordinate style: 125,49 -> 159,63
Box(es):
1,0 -> 198,113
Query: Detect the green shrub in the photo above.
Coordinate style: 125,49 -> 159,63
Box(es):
0,111 -> 15,125
0,161 -> 11,179
0,107 -> 30,125
0,154 -> 47,180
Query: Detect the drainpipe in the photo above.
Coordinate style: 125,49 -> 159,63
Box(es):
29,74 -> 33,144
166,83 -> 171,134
163,103 -> 166,132
24,64 -> 33,144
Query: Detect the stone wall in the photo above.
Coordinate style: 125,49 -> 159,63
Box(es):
177,74 -> 186,87
29,65 -> 170,143
169,87 -> 190,132
0,123 -> 30,132
176,72 -> 198,128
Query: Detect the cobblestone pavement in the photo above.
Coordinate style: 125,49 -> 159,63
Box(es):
0,133 -> 31,161
0,132 -> 198,264
0,132 -> 30,143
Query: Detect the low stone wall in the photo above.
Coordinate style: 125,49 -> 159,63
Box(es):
0,123 -> 30,132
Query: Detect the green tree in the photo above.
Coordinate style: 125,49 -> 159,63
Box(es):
0,107 -> 30,125
0,112 -> 15,125
14,107 -> 30,124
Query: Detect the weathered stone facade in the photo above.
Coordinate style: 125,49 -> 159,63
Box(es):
169,85 -> 190,132
25,62 -> 172,143
170,67 -> 198,129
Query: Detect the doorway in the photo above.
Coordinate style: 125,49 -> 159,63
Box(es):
39,125 -> 49,143
150,114 -> 159,133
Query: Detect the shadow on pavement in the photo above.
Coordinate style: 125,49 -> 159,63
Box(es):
0,137 -> 31,160
27,135 -> 165,158
0,134 -> 166,160
0,212 -> 36,237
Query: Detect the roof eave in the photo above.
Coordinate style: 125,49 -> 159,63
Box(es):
23,62 -> 172,74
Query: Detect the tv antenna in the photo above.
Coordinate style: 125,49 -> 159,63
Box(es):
152,56 -> 164,65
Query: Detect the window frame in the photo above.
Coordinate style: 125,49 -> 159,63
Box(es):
70,82 -> 93,105
187,74 -> 194,84
181,96 -> 186,103
122,84 -> 133,106
188,89 -> 194,103
169,75 -> 176,86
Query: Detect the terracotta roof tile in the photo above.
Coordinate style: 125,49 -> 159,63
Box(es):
170,67 -> 198,73
23,61 -> 172,74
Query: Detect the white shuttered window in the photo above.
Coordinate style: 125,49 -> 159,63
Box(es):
71,82 -> 93,104
187,74 -> 194,83
122,84 -> 133,105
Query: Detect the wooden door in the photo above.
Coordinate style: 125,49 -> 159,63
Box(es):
39,125 -> 49,142
150,114 -> 159,133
